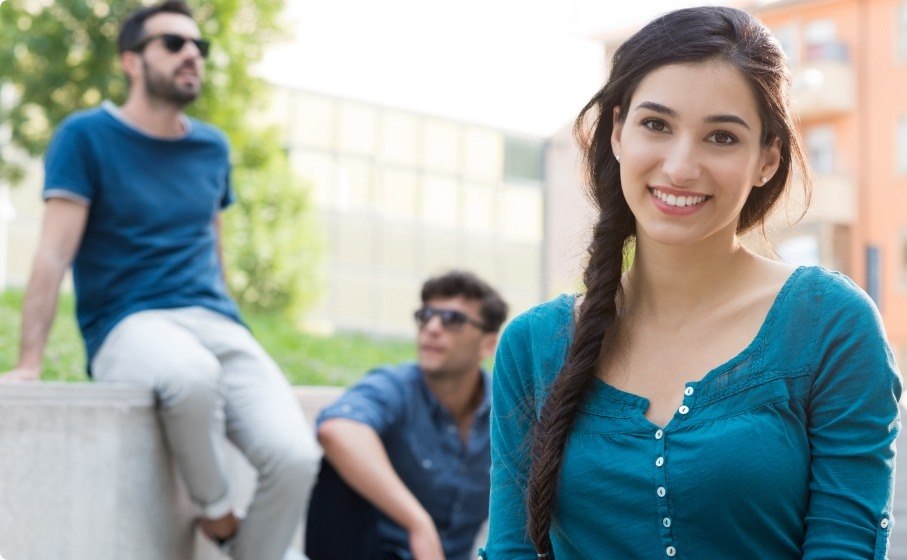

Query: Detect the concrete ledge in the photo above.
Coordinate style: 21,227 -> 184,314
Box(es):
0,382 -> 343,560
9,383 -> 901,558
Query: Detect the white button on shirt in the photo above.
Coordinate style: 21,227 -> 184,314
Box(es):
881,518 -> 890,529
684,387 -> 694,396
656,457 -> 664,467
655,429 -> 664,439
678,405 -> 690,415
666,546 -> 677,556
663,517 -> 672,528
657,486 -> 666,497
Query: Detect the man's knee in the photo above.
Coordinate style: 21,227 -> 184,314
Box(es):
250,433 -> 321,488
153,353 -> 222,411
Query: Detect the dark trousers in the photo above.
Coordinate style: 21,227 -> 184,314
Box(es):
305,458 -> 386,560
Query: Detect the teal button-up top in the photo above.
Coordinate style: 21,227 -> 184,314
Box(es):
484,267 -> 901,559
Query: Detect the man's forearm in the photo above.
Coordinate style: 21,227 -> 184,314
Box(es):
16,256 -> 67,370
318,419 -> 434,533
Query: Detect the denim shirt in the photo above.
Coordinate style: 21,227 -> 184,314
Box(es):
318,363 -> 491,560
483,266 -> 901,559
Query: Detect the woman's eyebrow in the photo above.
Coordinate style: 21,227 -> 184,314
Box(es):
635,101 -> 751,129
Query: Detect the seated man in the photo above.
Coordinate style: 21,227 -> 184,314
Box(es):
307,271 -> 508,560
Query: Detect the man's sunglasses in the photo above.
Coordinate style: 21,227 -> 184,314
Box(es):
130,33 -> 211,58
414,307 -> 487,332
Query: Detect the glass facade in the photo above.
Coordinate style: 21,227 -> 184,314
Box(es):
271,88 -> 545,336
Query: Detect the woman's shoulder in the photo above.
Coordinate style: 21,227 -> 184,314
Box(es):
767,266 -> 883,354
784,265 -> 876,311
502,293 -> 576,341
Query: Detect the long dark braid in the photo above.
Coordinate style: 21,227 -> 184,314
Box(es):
522,6 -> 808,555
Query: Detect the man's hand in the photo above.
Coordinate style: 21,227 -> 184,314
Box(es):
407,514 -> 446,560
0,366 -> 41,382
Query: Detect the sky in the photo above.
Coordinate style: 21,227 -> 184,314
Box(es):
256,0 -> 726,136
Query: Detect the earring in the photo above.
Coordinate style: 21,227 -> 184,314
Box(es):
615,154 -> 621,163
760,176 -> 767,185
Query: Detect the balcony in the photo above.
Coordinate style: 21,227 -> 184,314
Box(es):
769,173 -> 856,229
790,42 -> 855,120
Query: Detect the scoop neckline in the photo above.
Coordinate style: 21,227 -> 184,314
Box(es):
562,265 -> 807,412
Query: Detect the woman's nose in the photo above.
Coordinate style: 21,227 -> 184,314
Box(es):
661,138 -> 702,186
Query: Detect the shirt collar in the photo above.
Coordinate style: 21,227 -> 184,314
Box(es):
415,364 -> 491,420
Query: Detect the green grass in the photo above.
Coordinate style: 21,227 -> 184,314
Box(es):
0,289 -> 415,386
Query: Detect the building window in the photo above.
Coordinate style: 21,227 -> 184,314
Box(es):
804,19 -> 846,61
898,116 -> 907,175
806,125 -> 836,175
504,136 -> 544,182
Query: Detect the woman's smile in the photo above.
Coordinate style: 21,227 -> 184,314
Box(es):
648,186 -> 711,215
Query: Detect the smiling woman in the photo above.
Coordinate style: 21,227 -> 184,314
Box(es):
482,6 -> 901,560
613,61 -> 780,248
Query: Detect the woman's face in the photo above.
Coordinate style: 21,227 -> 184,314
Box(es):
611,61 -> 780,249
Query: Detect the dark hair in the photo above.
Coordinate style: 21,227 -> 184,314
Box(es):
118,0 -> 194,54
421,270 -> 509,333
525,6 -> 810,554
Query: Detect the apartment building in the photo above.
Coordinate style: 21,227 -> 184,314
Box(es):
754,0 -> 907,363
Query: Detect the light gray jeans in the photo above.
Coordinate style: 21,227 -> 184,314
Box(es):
92,306 -> 320,560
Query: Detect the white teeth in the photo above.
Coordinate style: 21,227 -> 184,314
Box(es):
652,188 -> 706,207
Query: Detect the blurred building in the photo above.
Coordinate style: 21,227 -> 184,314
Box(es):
753,0 -> 907,364
261,88 -> 547,336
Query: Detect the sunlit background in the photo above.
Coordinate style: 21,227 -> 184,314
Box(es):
4,0 -> 907,362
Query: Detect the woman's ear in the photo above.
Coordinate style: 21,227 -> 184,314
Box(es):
756,137 -> 781,187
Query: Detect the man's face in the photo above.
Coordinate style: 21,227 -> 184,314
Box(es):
132,12 -> 205,106
415,296 -> 497,381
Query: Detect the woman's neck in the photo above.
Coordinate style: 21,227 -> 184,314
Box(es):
624,234 -> 754,323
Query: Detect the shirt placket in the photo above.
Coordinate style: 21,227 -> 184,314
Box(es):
441,418 -> 471,542
656,383 -> 697,558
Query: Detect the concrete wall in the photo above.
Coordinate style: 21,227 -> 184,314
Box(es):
0,383 -> 343,560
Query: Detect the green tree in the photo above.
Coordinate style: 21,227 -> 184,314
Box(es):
0,0 -> 320,315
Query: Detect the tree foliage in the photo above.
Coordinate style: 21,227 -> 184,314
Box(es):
0,0 -> 321,315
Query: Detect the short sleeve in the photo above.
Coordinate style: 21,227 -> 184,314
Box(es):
43,120 -> 97,205
484,312 -> 539,557
803,273 -> 902,559
316,368 -> 408,436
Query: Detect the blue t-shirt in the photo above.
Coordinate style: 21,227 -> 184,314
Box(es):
483,266 -> 901,559
317,363 -> 491,560
43,102 -> 242,365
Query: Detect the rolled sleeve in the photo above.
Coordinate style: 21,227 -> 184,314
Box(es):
317,367 -> 408,436
803,274 -> 902,559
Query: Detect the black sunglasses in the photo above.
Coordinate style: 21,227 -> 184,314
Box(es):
130,33 -> 211,58
414,307 -> 486,332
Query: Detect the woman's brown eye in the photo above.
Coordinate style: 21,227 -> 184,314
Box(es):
643,119 -> 667,132
712,131 -> 738,144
